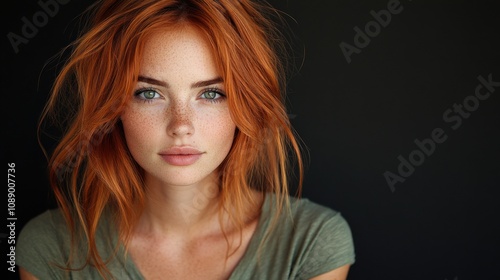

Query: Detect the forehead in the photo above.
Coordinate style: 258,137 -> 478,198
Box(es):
139,25 -> 219,82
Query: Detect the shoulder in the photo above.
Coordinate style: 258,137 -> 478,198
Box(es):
17,208 -> 71,279
20,208 -> 68,234
288,196 -> 355,253
291,197 -> 353,240
17,208 -> 141,279
289,196 -> 345,224
18,208 -> 70,249
268,195 -> 356,279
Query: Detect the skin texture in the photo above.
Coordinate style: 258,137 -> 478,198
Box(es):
121,26 -> 236,191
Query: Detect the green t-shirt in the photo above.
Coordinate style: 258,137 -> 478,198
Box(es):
17,195 -> 355,279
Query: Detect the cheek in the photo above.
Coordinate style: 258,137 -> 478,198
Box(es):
197,109 -> 235,149
121,108 -> 162,151
215,113 -> 237,148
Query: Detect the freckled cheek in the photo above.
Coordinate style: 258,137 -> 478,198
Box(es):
121,108 -> 165,149
195,108 -> 233,142
213,112 -> 237,145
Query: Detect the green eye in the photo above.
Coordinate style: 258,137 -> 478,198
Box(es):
143,90 -> 157,99
201,88 -> 226,101
203,91 -> 218,99
134,89 -> 160,102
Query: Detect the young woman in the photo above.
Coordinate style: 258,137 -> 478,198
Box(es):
17,0 -> 355,279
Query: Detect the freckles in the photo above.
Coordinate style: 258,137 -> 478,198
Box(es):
215,116 -> 236,139
172,106 -> 193,124
125,108 -> 163,139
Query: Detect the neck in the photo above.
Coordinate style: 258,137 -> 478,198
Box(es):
137,173 -> 222,237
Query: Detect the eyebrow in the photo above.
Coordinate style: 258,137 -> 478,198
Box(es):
137,76 -> 223,89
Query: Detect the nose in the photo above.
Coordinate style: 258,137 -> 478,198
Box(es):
166,101 -> 194,137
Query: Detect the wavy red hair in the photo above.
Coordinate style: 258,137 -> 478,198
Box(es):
39,0 -> 303,277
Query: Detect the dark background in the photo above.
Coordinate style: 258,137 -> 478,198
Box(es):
2,1 -> 499,279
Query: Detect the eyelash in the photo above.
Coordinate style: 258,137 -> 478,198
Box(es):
133,87 -> 226,104
134,87 -> 160,103
201,87 -> 226,103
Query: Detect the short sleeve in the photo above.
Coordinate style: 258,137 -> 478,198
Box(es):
16,209 -> 70,280
297,212 -> 356,279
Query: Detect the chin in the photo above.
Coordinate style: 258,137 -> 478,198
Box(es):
150,171 -> 214,188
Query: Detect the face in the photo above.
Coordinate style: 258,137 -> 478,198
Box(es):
121,24 -> 236,188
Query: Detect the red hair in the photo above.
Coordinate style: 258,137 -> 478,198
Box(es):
39,0 -> 303,277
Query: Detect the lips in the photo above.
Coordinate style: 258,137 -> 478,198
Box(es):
159,146 -> 203,166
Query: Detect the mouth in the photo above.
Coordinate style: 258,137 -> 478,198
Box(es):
159,147 -> 204,166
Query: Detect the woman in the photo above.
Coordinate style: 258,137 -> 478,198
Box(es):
18,0 -> 355,279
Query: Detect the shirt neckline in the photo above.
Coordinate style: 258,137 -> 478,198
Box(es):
123,193 -> 273,279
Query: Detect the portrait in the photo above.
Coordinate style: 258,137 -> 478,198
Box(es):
3,0 -> 499,280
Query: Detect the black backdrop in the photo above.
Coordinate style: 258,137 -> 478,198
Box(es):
2,1 -> 499,280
